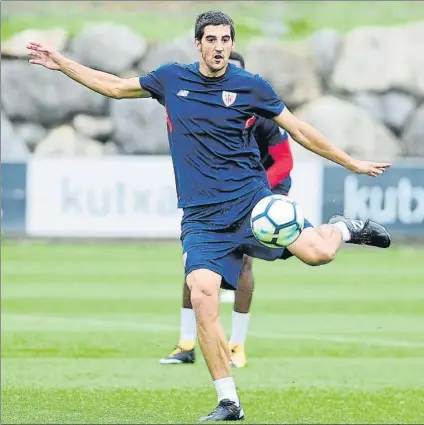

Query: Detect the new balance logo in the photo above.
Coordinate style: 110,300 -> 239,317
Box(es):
351,220 -> 364,230
177,90 -> 189,97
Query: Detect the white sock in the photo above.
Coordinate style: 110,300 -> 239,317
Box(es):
179,308 -> 197,343
229,311 -> 250,346
213,377 -> 239,405
333,221 -> 351,242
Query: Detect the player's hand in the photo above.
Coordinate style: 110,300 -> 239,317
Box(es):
26,41 -> 65,70
350,160 -> 392,177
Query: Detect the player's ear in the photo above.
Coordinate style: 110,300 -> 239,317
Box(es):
195,39 -> 202,52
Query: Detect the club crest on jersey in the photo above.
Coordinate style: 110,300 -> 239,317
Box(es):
222,91 -> 237,107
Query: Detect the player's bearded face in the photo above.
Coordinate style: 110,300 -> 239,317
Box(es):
197,25 -> 234,75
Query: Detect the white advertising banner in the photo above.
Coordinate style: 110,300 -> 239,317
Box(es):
27,157 -> 322,237
27,157 -> 182,237
289,160 -> 323,226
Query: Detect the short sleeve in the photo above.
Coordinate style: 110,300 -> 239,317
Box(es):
252,75 -> 285,119
139,63 -> 175,105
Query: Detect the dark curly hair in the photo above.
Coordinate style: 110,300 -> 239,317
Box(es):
195,10 -> 235,41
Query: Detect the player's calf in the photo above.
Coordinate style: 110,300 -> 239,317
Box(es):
287,226 -> 340,266
187,269 -> 233,379
187,269 -> 242,415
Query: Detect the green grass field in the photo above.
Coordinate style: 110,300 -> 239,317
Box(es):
2,1 -> 424,49
1,241 -> 424,424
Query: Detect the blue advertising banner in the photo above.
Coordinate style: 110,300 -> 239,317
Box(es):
322,164 -> 424,237
1,162 -> 27,234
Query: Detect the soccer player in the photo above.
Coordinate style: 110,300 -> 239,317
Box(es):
27,10 -> 392,422
159,51 -> 294,369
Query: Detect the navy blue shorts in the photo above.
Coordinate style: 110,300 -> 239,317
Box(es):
181,185 -> 313,290
273,176 -> 292,196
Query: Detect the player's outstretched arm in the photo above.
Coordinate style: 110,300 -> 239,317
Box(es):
26,41 -> 151,99
273,108 -> 391,177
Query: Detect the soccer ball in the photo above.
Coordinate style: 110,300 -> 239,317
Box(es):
250,195 -> 304,248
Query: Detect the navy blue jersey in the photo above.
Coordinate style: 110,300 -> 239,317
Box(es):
140,62 -> 285,208
253,116 -> 288,170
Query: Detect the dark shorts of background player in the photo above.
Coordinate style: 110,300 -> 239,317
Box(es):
181,182 -> 313,290
272,176 -> 292,196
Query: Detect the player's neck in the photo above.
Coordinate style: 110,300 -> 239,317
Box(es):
198,62 -> 228,79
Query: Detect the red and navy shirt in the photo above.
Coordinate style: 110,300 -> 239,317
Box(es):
253,116 -> 293,194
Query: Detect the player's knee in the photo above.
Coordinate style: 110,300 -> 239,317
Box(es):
191,290 -> 219,324
190,289 -> 213,311
188,274 -> 219,313
190,284 -> 213,308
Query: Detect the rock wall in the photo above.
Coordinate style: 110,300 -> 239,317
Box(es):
2,22 -> 423,161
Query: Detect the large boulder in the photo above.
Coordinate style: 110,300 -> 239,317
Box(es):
308,28 -> 342,88
292,96 -> 401,161
35,125 -> 105,157
350,91 -> 417,133
401,104 -> 424,156
331,22 -> 424,97
382,92 -> 418,133
103,140 -> 121,156
1,28 -> 69,58
72,114 -> 113,141
138,33 -> 197,74
244,38 -> 322,108
110,97 -> 169,154
69,23 -> 148,75
14,122 -> 47,152
1,112 -> 30,160
1,60 -> 107,126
